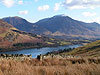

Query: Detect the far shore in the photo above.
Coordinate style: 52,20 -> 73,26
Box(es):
0,44 -> 78,52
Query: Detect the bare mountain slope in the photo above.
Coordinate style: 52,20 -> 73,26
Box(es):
2,15 -> 100,39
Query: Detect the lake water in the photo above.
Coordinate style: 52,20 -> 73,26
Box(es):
0,45 -> 81,58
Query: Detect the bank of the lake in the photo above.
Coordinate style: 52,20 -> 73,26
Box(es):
0,45 -> 81,58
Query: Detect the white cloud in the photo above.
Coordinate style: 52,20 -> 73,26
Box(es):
38,5 -> 49,11
2,0 -> 15,8
82,12 -> 97,17
63,0 -> 100,9
66,0 -> 73,3
54,3 -> 60,11
18,0 -> 23,5
18,10 -> 28,15
34,0 -> 38,2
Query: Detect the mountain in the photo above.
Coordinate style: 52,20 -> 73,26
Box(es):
62,40 -> 100,57
2,15 -> 100,39
34,15 -> 100,39
2,16 -> 49,34
2,16 -> 34,32
0,19 -> 53,51
1,19 -> 74,51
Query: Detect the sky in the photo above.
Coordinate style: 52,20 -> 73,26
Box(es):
0,0 -> 100,23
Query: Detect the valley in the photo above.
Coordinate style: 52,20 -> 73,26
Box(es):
0,15 -> 100,75
0,19 -> 91,52
1,0 -> 100,75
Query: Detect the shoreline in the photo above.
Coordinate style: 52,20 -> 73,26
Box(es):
0,44 -> 81,59
0,44 -> 76,52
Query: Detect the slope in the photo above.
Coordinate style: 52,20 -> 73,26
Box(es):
2,15 -> 100,39
0,20 -> 47,51
63,40 -> 100,57
2,16 -> 49,34
34,15 -> 100,39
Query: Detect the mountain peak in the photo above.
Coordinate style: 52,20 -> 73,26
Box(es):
53,14 -> 69,17
2,16 -> 34,32
92,22 -> 99,24
2,16 -> 25,21
2,16 -> 29,24
52,14 -> 72,20
13,16 -> 22,19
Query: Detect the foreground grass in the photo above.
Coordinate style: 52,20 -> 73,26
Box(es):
0,58 -> 100,75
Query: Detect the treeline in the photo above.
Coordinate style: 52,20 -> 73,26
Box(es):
0,43 -> 44,52
0,41 -> 60,52
13,42 -> 58,48
46,48 -> 75,55
13,42 -> 43,48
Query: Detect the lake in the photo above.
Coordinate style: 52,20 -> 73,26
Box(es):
0,45 -> 81,58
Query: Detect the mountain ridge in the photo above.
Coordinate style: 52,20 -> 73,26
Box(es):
0,19 -> 49,51
2,15 -> 100,39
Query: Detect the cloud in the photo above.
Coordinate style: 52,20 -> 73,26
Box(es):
62,0 -> 100,9
38,5 -> 49,11
82,12 -> 97,17
66,0 -> 73,3
1,0 -> 15,8
54,3 -> 60,11
18,10 -> 28,15
18,0 -> 23,5
34,0 -> 38,2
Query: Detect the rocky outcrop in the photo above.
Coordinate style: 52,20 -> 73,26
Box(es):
37,54 -> 81,61
0,54 -> 32,60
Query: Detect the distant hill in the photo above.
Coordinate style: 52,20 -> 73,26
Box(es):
0,19 -> 56,51
2,16 -> 49,34
2,15 -> 100,39
2,16 -> 33,32
34,15 -> 100,39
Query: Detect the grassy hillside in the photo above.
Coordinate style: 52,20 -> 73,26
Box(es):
0,20 -> 57,51
62,40 -> 100,57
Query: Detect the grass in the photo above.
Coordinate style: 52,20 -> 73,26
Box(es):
0,58 -> 100,75
60,41 -> 71,45
50,38 -> 55,41
62,40 -> 100,57
0,28 -> 17,38
0,33 -> 6,37
45,42 -> 54,45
